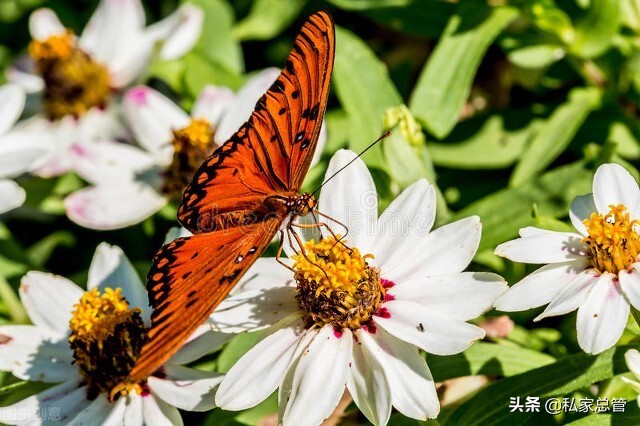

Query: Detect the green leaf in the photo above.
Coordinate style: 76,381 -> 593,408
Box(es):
360,1 -> 456,37
409,4 -> 518,139
428,342 -> 556,381
324,109 -> 350,154
233,0 -> 305,41
567,405 -> 640,425
446,345 -> 634,426
571,0 -> 621,59
216,332 -> 261,373
187,0 -> 244,73
26,231 -> 75,269
455,161 -> 592,252
183,52 -> 244,98
384,132 -> 433,186
328,0 -> 412,10
508,44 -> 565,69
510,87 -> 601,187
333,26 -> 403,169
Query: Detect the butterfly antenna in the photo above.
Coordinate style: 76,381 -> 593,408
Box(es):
311,130 -> 391,196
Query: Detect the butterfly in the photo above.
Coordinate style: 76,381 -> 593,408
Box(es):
128,11 -> 335,382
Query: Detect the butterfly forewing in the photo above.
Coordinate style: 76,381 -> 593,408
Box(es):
179,11 -> 334,234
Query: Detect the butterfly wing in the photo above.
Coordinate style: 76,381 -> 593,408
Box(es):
128,219 -> 281,382
178,11 -> 335,234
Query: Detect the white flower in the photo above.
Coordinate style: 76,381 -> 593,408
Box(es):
9,0 -> 203,177
0,243 -> 229,425
208,149 -> 507,425
623,349 -> 640,406
494,163 -> 640,355
63,69 -> 326,230
0,83 -> 51,214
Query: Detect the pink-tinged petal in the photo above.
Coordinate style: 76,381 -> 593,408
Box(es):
216,319 -> 306,410
494,259 -> 589,312
282,326 -> 353,426
386,216 -> 481,282
69,140 -> 158,185
621,264 -> 640,311
147,4 -> 204,60
123,86 -> 189,161
79,0 -> 145,65
593,163 -> 640,216
0,379 -> 85,424
20,271 -> 83,336
375,180 -> 436,272
319,150 -> 378,254
29,8 -> 65,40
142,394 -> 183,426
577,274 -> 630,354
494,230 -> 588,264
148,365 -> 223,411
0,325 -> 76,382
374,300 -> 485,355
535,269 -> 599,321
169,326 -> 233,365
0,84 -> 25,134
347,332 -> 391,426
358,327 -> 439,420
570,194 -> 596,236
192,85 -> 235,125
390,272 -> 507,321
87,243 -> 150,323
0,180 -> 25,214
64,183 -> 167,230
215,68 -> 280,144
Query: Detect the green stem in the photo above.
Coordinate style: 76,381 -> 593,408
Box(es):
631,306 -> 640,330
0,276 -> 27,324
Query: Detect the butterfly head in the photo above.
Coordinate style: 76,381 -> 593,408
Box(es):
294,193 -> 318,215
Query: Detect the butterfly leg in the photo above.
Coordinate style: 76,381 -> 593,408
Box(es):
286,222 -> 329,279
275,229 -> 295,273
292,213 -> 353,254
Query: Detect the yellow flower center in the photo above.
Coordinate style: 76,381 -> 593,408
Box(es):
29,30 -> 111,120
583,204 -> 640,275
69,287 -> 147,400
163,118 -> 216,198
292,236 -> 385,330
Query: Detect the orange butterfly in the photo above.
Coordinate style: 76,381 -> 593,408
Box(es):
128,11 -> 335,382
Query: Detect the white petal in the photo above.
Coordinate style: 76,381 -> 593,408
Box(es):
626,349 -> 640,378
0,131 -> 51,179
283,326 -> 352,426
192,85 -> 235,125
215,319 -> 306,410
375,180 -> 436,272
148,365 -> 223,411
69,140 -> 159,185
319,149 -> 378,253
29,8 -> 65,40
0,379 -> 85,424
620,264 -> 640,311
142,395 -> 183,426
0,325 -> 76,382
535,269 -> 599,321
347,333 -> 391,426
593,163 -> 640,215
389,272 -> 507,321
87,243 -> 151,322
170,327 -> 233,365
494,260 -> 589,312
6,66 -> 44,93
386,216 -> 481,282
163,226 -> 192,244
570,194 -> 596,236
0,84 -> 25,134
209,287 -> 299,333
20,271 -> 82,336
232,257 -> 294,294
123,393 -> 143,426
147,4 -> 204,60
79,0 -> 145,65
107,33 -> 157,88
0,180 -> 25,214
494,230 -> 588,264
123,86 -> 190,162
277,329 -> 318,420
577,274 -> 630,354
215,68 -> 280,144
70,396 -> 113,425
64,183 -> 167,230
374,300 -> 485,355
358,327 -> 439,420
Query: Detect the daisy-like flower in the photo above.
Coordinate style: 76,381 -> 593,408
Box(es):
63,69 -> 326,230
0,243 -> 229,425
206,149 -> 507,425
0,83 -> 51,214
623,349 -> 640,406
10,0 -> 203,177
494,163 -> 640,355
